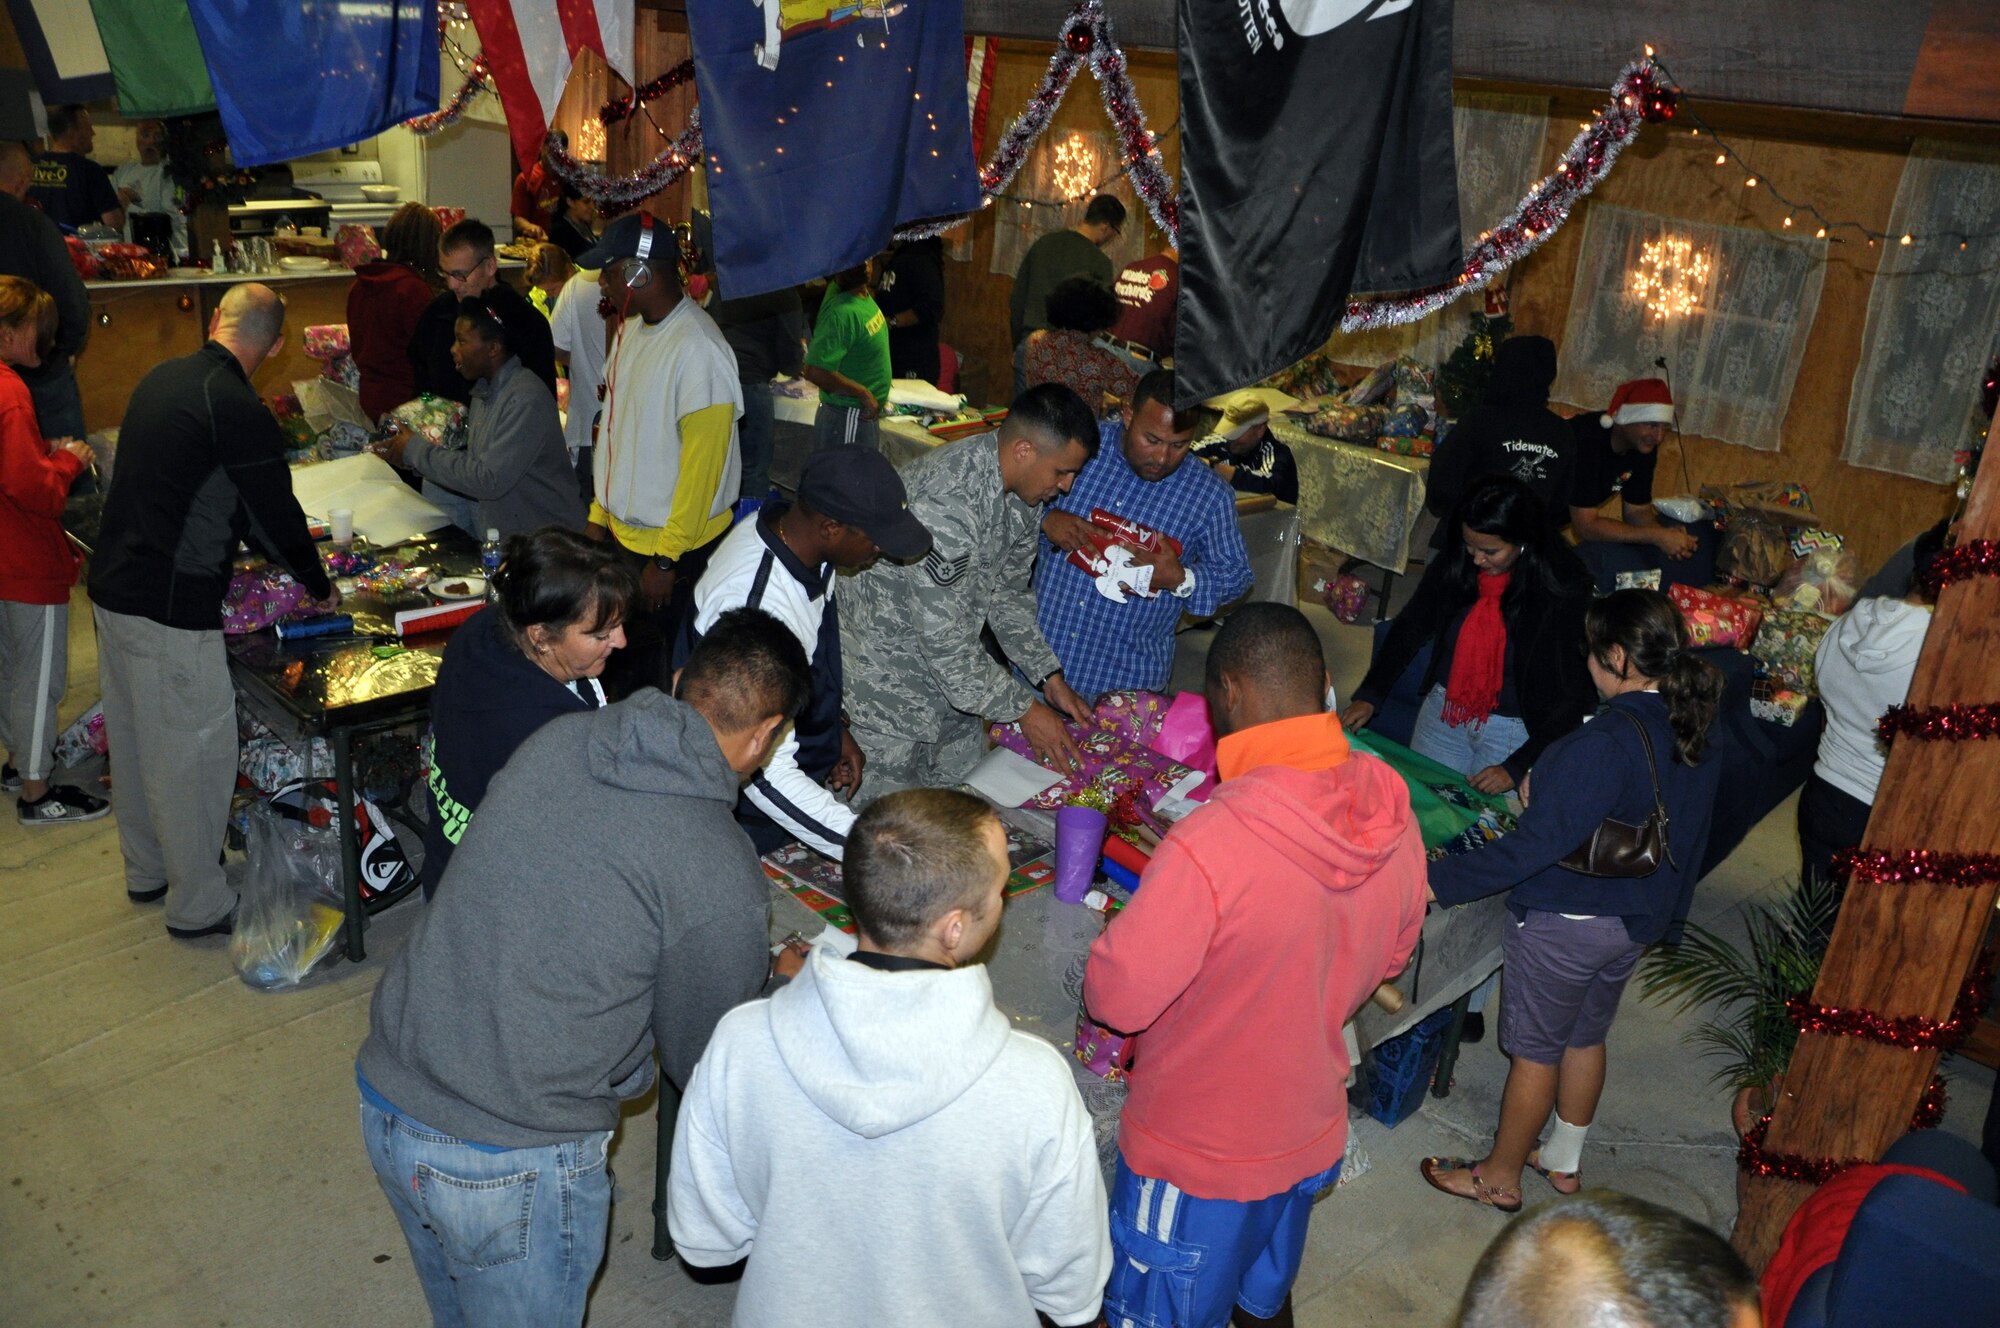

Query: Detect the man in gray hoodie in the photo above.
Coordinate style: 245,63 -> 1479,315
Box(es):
668,788 -> 1112,1326
357,608 -> 809,1328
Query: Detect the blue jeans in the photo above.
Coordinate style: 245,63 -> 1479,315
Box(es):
360,1093 -> 613,1328
1408,684 -> 1530,780
738,378 -> 774,500
1103,1155 -> 1341,1326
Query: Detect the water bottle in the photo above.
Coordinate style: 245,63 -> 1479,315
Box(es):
480,529 -> 503,602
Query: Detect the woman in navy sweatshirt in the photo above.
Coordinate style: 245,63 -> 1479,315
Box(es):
422,528 -> 635,897
1419,589 -> 1724,1213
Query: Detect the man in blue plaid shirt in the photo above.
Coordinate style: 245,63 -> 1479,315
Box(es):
1034,370 -> 1254,701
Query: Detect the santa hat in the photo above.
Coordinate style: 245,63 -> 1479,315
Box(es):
1601,378 -> 1675,428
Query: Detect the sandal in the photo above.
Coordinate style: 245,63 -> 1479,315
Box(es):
1420,1156 -> 1522,1213
1526,1148 -> 1583,1195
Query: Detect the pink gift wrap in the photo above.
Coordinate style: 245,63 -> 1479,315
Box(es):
988,691 -> 1197,812
336,224 -> 381,268
303,324 -> 351,361
1073,1011 -> 1130,1081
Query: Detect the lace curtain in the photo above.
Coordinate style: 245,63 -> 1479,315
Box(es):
989,125 -> 1148,277
1842,144 -> 2000,482
1550,204 -> 1827,452
1323,92 -> 1550,372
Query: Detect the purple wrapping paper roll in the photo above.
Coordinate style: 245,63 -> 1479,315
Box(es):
1053,805 -> 1109,904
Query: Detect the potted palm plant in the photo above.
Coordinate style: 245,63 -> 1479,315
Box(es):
1639,872 -> 1841,1134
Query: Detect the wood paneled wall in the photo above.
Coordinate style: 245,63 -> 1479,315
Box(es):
1507,108 -> 1962,573
937,42 -> 1180,407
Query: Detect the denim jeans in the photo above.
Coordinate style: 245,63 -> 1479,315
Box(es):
1409,684 -> 1530,780
360,1094 -> 613,1328
738,378 -> 775,500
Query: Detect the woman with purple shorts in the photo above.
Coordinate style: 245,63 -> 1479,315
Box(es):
1417,589 -> 1724,1212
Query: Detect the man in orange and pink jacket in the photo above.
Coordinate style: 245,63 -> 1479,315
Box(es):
1086,601 -> 1428,1328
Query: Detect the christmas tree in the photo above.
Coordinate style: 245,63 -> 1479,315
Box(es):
1436,312 -> 1513,420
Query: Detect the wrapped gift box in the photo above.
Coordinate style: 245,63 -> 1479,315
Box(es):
1299,402 -> 1387,443
1750,675 -> 1810,727
1668,584 -> 1767,649
988,691 -> 1199,812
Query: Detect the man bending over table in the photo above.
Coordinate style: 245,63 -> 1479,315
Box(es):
1085,603 -> 1426,1328
356,609 -> 808,1328
840,384 -> 1099,795
1036,369 -> 1253,701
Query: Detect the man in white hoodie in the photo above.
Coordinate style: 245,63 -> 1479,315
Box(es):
1798,520 -> 1946,890
667,788 -> 1112,1326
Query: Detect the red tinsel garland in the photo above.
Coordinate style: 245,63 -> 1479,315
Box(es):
542,108 -> 704,214
1786,952 -> 1996,1051
405,62 -> 491,136
600,60 -> 696,127
1878,702 -> 2000,743
1738,1075 -> 1948,1184
1340,59 -> 1673,332
1833,848 -> 2000,889
1921,539 -> 2000,596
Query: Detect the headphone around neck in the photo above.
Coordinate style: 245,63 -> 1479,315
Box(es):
625,213 -> 656,291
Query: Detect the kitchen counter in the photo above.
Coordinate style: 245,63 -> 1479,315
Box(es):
83,266 -> 356,291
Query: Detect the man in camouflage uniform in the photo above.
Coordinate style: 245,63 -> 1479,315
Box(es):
841,384 -> 1102,795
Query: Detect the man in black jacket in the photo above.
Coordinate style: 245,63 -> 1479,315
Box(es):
409,217 -> 557,404
1425,335 -> 1573,549
89,284 -> 334,939
0,142 -> 90,438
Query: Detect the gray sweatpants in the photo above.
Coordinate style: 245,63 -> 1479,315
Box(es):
812,403 -> 880,453
92,605 -> 238,929
0,600 -> 67,781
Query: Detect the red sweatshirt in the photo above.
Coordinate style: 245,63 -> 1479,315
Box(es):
0,364 -> 84,605
346,261 -> 438,420
1085,711 -> 1426,1200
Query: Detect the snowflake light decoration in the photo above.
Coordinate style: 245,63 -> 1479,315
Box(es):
1052,132 -> 1097,202
573,117 -> 608,164
1630,236 -> 1711,320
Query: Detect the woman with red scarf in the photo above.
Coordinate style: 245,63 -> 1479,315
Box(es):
1344,475 -> 1597,794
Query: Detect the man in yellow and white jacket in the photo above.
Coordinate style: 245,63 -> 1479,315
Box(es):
576,213 -> 744,694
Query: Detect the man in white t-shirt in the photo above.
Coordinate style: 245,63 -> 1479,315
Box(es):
575,213 -> 744,696
110,120 -> 186,259
548,266 -> 609,506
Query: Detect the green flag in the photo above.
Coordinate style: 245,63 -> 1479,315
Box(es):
88,0 -> 215,117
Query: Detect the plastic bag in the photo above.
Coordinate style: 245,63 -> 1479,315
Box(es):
1773,545 -> 1860,618
230,800 -> 345,991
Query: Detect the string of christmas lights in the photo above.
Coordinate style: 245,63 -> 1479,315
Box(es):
1339,57 -> 1674,332
1878,702 -> 2000,744
1738,1076 -> 1947,1185
403,6 -> 491,135
1656,56 -> 2000,251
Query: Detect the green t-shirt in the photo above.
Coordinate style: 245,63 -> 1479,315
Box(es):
807,286 -> 892,410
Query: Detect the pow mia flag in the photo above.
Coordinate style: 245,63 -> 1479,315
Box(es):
1174,0 -> 1461,402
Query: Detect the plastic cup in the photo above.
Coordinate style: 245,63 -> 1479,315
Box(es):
328,508 -> 354,544
1053,805 -> 1109,904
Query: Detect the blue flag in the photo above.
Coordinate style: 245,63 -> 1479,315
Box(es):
186,0 -> 440,167
688,0 -> 980,297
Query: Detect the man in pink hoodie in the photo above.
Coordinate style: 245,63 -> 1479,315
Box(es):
1086,602 -> 1428,1328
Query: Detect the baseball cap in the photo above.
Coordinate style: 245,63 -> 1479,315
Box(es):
798,448 -> 933,561
575,213 -> 678,273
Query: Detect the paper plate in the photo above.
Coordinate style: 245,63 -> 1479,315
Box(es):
428,574 -> 488,601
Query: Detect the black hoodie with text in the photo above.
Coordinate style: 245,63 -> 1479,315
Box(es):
1426,335 -> 1575,543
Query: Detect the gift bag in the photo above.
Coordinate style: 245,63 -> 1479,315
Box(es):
1667,584 -> 1767,649
1773,545 -> 1860,618
53,702 -> 108,768
336,223 -> 381,268
1151,691 -> 1218,786
1717,509 -> 1796,588
1074,1011 -> 1131,1082
1322,571 -> 1372,625
266,779 -> 416,903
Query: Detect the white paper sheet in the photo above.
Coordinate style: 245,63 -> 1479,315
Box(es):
962,745 -> 1066,809
288,453 -> 450,547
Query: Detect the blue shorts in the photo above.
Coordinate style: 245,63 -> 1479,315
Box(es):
1101,1153 -> 1341,1328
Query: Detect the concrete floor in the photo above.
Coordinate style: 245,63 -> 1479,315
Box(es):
3,587 -> 1992,1327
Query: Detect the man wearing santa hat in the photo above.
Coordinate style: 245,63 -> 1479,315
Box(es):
1566,377 -> 1708,591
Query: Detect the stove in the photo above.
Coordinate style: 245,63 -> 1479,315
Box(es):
294,160 -> 406,231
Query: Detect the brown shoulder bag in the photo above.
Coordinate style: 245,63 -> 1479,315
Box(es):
1557,708 -> 1677,878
